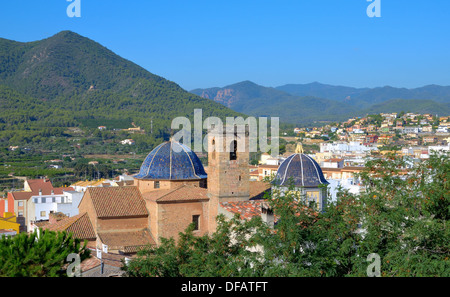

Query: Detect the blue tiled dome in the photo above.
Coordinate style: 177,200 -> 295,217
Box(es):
134,140 -> 207,180
274,153 -> 329,188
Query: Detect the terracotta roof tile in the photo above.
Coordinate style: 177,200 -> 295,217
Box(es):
10,191 -> 33,201
26,179 -> 54,194
42,212 -> 96,240
220,199 -> 280,223
220,200 -> 265,221
81,250 -> 128,270
98,229 -> 155,252
87,186 -> 148,218
10,179 -> 74,201
142,185 -> 209,203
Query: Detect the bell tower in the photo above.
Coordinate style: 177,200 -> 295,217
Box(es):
207,124 -> 250,232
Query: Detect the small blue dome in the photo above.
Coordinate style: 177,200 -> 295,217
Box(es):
274,153 -> 329,188
134,140 -> 207,180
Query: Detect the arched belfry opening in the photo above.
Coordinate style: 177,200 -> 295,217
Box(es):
230,140 -> 238,160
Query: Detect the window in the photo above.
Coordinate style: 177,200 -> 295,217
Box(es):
18,201 -> 23,207
41,197 -> 46,203
230,140 -> 237,160
192,215 -> 200,231
154,181 -> 160,189
18,211 -> 23,217
306,191 -> 321,210
40,211 -> 46,217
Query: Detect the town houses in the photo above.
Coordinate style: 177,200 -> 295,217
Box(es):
0,112 -> 448,276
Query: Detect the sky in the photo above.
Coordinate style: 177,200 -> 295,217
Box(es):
1,0 -> 450,91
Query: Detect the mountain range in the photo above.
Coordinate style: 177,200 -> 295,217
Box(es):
1,29 -> 449,144
191,81 -> 450,124
0,31 -> 242,148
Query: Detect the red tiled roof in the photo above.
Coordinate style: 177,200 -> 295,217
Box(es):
142,185 -> 209,203
81,250 -> 129,271
42,212 -> 96,240
98,229 -> 156,252
220,200 -> 263,221
142,181 -> 270,203
10,179 -> 74,201
10,191 -> 33,201
27,179 -> 54,194
324,158 -> 344,162
87,186 -> 148,218
250,169 -> 261,176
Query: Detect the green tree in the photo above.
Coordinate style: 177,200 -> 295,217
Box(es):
122,152 -> 449,277
351,152 -> 450,276
0,229 -> 90,277
122,214 -> 265,277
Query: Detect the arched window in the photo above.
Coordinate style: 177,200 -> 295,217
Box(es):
230,140 -> 237,160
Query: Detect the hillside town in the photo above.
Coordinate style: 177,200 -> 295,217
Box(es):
1,112 -> 448,276
257,113 -> 450,199
2,0 -> 450,284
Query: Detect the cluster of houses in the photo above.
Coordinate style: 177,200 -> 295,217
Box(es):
97,124 -> 144,146
290,113 -> 450,162
294,113 -> 450,147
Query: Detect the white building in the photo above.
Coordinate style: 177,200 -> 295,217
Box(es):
4,179 -> 84,232
121,139 -> 135,145
402,126 -> 421,134
352,128 -> 365,134
31,190 -> 83,223
260,153 -> 285,165
320,142 -> 376,154
322,158 -> 344,168
327,179 -> 361,203
428,144 -> 450,155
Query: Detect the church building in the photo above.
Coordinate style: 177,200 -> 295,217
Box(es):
41,126 -> 330,255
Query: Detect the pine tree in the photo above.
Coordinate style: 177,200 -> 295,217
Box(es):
0,229 -> 90,277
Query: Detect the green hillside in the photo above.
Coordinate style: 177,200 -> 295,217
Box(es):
0,31 -> 242,152
361,98 -> 450,115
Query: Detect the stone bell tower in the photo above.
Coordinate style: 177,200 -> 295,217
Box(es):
207,124 -> 250,232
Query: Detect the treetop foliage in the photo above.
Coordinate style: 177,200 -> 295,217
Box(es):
123,153 -> 449,277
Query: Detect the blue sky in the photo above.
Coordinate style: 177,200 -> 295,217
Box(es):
1,0 -> 449,90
